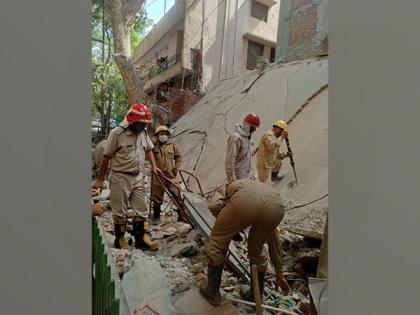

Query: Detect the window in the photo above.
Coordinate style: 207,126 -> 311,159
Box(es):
251,1 -> 268,22
270,47 -> 276,63
247,40 -> 264,70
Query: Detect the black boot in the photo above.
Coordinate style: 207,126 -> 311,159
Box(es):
240,270 -> 265,302
113,223 -> 130,249
199,264 -> 224,306
152,204 -> 161,221
133,221 -> 159,251
271,171 -> 285,181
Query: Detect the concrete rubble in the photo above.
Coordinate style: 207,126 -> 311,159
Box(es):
93,57 -> 328,314
121,251 -> 174,315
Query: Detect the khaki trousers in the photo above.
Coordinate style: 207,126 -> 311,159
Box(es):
109,171 -> 148,224
151,173 -> 165,206
257,158 -> 282,183
206,189 -> 284,272
150,173 -> 181,206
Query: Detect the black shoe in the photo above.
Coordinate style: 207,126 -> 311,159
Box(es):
240,270 -> 265,302
271,172 -> 285,182
132,221 -> 159,251
199,264 -> 224,306
113,223 -> 130,249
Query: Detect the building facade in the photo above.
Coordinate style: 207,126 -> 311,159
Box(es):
133,0 -> 280,122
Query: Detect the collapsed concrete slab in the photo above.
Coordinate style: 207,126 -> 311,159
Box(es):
275,87 -> 328,239
172,57 -> 328,238
121,251 -> 174,315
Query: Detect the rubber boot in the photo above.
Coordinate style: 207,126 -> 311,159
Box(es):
152,204 -> 161,223
199,264 -> 224,306
133,221 -> 160,251
240,270 -> 265,302
271,171 -> 285,182
113,223 -> 130,250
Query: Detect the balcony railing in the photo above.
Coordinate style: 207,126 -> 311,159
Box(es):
144,52 -> 182,80
92,218 -> 120,315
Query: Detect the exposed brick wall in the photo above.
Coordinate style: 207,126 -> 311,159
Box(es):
154,86 -> 203,126
294,0 -> 313,8
284,0 -> 328,62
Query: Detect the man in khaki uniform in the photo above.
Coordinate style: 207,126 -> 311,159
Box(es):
200,179 -> 290,306
150,125 -> 182,221
93,104 -> 160,251
256,120 -> 292,183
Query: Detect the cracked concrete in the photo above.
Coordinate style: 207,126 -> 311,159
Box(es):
173,57 -> 327,188
171,57 -> 328,238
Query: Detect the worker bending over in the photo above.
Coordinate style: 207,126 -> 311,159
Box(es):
200,179 -> 290,306
256,120 -> 292,183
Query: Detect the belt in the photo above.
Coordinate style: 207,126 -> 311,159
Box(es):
113,170 -> 140,176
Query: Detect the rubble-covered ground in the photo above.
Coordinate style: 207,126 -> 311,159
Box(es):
95,185 -> 322,315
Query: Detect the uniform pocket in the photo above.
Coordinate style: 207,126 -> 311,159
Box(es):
167,146 -> 174,155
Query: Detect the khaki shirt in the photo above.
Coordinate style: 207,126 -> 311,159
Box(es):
152,141 -> 182,176
256,130 -> 283,169
103,126 -> 154,173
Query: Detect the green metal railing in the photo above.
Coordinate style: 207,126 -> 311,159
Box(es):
92,218 -> 120,315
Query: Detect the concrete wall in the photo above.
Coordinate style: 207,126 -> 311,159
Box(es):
276,0 -> 328,62
167,30 -> 184,58
245,0 -> 279,45
133,0 -> 186,65
202,0 -> 280,91
183,0 -> 204,71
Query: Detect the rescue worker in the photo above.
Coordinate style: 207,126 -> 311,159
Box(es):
200,179 -> 290,306
256,120 -> 292,183
92,104 -> 160,251
150,125 -> 182,222
225,113 -> 261,183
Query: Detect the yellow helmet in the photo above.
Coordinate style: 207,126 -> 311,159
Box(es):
155,125 -> 171,135
273,120 -> 288,131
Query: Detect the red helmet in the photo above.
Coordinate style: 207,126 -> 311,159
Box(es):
243,113 -> 260,128
125,103 -> 153,124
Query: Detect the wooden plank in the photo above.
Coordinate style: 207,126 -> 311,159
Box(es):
251,265 -> 263,315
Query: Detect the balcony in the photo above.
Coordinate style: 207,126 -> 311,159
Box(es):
254,0 -> 277,8
141,52 -> 184,92
245,16 -> 277,45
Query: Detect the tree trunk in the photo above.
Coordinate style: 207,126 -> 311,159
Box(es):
107,0 -> 145,105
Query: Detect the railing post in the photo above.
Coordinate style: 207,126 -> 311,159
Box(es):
92,218 -> 120,315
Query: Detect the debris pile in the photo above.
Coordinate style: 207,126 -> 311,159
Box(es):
95,184 -> 326,314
